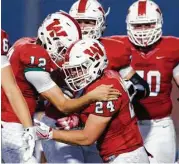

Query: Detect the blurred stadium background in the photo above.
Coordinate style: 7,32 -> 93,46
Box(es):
2,0 -> 179,157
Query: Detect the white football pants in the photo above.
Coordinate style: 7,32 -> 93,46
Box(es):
1,121 -> 37,163
138,116 -> 177,163
40,115 -> 103,163
111,146 -> 149,163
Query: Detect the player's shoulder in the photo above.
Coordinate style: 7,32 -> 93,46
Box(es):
100,37 -> 131,53
13,37 -> 36,48
86,70 -> 121,93
100,36 -> 125,46
109,35 -> 129,43
1,29 -> 8,39
160,36 -> 179,49
14,37 -> 50,58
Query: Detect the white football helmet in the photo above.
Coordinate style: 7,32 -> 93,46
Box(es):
126,0 -> 163,47
38,11 -> 82,67
62,38 -> 108,91
69,0 -> 110,39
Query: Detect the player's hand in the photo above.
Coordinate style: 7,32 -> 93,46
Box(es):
88,84 -> 121,101
22,127 -> 36,161
56,114 -> 79,130
34,119 -> 53,140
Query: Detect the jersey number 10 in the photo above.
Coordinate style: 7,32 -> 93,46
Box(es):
137,70 -> 161,97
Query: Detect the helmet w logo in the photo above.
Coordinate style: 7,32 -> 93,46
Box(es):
83,43 -> 104,60
46,19 -> 67,37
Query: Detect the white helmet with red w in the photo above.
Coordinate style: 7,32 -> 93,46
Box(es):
63,38 -> 108,91
69,0 -> 110,39
126,0 -> 163,47
38,11 -> 82,67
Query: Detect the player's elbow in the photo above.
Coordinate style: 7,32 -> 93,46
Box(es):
78,133 -> 96,146
80,138 -> 96,146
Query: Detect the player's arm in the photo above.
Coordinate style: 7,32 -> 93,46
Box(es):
25,69 -> 120,114
1,30 -> 33,128
52,114 -> 111,145
1,65 -> 33,128
35,115 -> 111,146
119,66 -> 150,100
35,100 -> 114,145
173,64 -> 179,86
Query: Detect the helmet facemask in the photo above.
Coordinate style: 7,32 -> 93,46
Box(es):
63,50 -> 108,91
76,16 -> 106,39
127,20 -> 162,47
63,60 -> 92,91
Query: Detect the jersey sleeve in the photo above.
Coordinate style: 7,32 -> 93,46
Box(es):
1,29 -> 9,56
172,37 -> 179,64
19,44 -> 52,72
19,44 -> 57,92
84,74 -> 123,117
167,36 -> 179,65
105,39 -> 132,70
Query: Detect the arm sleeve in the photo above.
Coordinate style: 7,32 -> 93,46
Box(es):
173,64 -> 179,77
20,44 -> 52,71
24,69 -> 56,93
1,55 -> 10,68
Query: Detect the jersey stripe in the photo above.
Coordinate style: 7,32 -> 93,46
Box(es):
24,67 -> 45,73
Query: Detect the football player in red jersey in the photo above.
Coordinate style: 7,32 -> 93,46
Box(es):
69,0 -> 150,104
1,12 -> 120,163
110,0 -> 179,163
35,39 -> 150,163
1,29 -> 37,163
36,68 -> 104,163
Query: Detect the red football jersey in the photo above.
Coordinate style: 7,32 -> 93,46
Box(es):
1,29 -> 9,55
110,35 -> 179,119
1,37 -> 55,123
80,70 -> 143,161
100,38 -> 131,70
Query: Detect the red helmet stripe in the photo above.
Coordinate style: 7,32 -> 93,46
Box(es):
138,1 -> 147,16
156,8 -> 162,15
60,12 -> 82,40
65,40 -> 81,62
98,6 -> 105,15
78,0 -> 88,13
